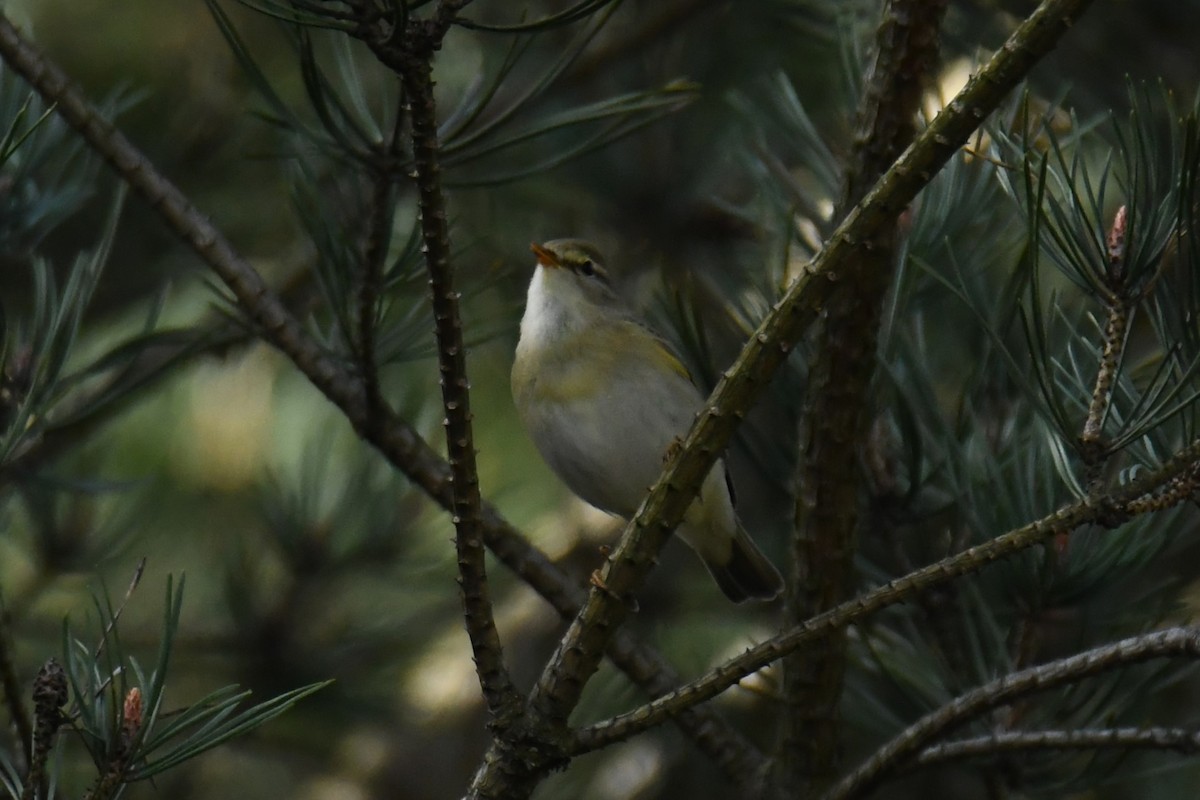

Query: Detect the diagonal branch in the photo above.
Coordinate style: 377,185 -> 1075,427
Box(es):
502,0 -> 1098,772
823,627 -> 1200,800
0,14 -> 359,425
0,12 -> 768,786
396,37 -> 522,729
914,726 -> 1200,768
570,435 -> 1200,754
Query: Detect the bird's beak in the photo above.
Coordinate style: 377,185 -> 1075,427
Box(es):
530,242 -> 561,269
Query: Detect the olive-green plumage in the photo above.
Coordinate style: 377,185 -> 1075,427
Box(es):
512,239 -> 783,602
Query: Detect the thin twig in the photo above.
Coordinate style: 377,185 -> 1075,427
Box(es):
93,558 -> 146,660
1080,204 -> 1134,471
822,627 -> 1200,800
1124,462 -> 1200,514
604,627 -> 765,780
395,31 -> 524,726
1079,305 -> 1130,468
914,726 -> 1200,768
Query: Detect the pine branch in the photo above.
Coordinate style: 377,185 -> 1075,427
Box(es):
1,323 -> 252,481
0,14 -> 356,426
0,13 -> 767,787
393,25 -> 524,729
569,436 -> 1200,755
779,0 -> 947,789
823,627 -> 1200,800
1124,461 -> 1200,513
310,14 -> 515,730
605,629 -> 767,781
79,686 -> 142,800
1079,302 -> 1130,462
0,262 -> 322,486
1079,205 -> 1134,472
914,726 -> 1200,768
0,2 -> 521,732
468,2 -> 1097,796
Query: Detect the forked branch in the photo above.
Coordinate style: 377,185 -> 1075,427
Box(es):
571,436 -> 1200,754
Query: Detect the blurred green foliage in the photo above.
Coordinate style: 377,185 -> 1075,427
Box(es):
3,1 -> 1200,799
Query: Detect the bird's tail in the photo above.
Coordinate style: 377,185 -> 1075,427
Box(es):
705,524 -> 784,603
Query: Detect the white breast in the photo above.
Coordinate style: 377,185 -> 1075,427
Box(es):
513,265 -> 735,534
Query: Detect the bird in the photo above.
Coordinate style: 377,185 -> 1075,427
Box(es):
511,238 -> 783,602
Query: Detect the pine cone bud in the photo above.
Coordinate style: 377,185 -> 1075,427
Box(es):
1106,204 -> 1128,283
32,658 -> 68,725
121,687 -> 143,744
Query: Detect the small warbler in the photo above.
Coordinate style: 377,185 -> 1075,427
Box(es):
511,239 -> 784,602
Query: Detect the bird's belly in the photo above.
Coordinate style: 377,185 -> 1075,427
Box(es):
520,372 -> 696,517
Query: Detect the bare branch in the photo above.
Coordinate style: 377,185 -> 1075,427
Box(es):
1124,462 -> 1200,514
823,627 -> 1200,800
915,726 -> 1200,768
604,632 -> 767,781
401,47 -> 523,727
570,435 -> 1200,754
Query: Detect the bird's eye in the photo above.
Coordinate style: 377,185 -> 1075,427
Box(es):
578,259 -> 596,277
